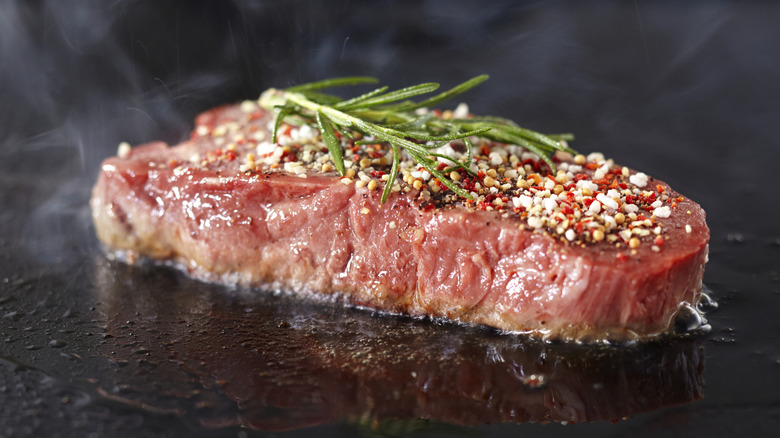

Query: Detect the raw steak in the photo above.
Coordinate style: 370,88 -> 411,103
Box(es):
91,100 -> 709,340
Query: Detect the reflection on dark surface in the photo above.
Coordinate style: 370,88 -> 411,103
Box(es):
92,258 -> 705,431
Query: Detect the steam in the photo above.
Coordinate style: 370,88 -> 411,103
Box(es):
0,2 -> 245,265
2,1 -> 778,262
0,2 -> 253,169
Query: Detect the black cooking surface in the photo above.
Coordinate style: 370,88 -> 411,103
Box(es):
1,1 -> 779,437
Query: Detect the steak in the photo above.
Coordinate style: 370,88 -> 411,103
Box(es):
91,99 -> 709,341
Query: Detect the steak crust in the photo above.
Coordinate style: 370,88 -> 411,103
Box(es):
91,103 -> 709,340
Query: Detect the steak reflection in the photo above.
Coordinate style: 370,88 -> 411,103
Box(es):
93,258 -> 705,431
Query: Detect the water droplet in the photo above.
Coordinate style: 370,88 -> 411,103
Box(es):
3,311 -> 20,321
108,358 -> 129,367
49,339 -> 67,348
726,233 -> 745,244
60,351 -> 82,361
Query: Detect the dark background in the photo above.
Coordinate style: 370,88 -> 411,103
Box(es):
1,1 -> 779,437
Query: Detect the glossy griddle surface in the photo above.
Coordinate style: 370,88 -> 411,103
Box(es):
1,1 -> 779,437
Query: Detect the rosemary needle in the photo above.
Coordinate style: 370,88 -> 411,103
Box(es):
259,76 -> 575,203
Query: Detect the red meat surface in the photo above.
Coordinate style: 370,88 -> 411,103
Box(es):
91,103 -> 709,340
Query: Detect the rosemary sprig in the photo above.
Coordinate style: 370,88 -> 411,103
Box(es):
259,75 -> 574,203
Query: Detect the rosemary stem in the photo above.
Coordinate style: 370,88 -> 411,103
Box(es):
258,76 -> 575,204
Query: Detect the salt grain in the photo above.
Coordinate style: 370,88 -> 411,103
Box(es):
629,172 -> 648,188
654,206 -> 671,218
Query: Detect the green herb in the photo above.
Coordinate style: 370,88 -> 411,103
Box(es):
259,75 -> 575,203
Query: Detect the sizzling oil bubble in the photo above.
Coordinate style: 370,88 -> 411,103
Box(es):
674,304 -> 708,334
698,288 -> 719,313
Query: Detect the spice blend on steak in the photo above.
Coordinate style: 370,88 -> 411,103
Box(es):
92,88 -> 709,341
